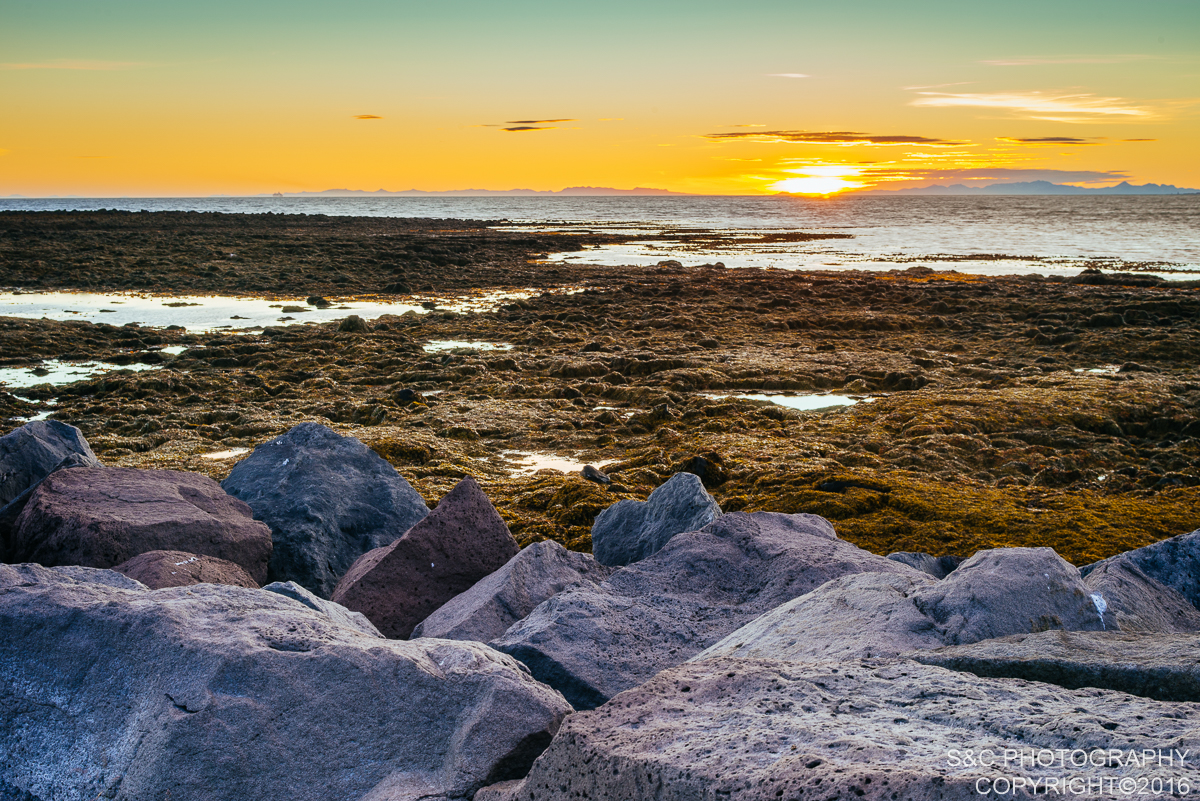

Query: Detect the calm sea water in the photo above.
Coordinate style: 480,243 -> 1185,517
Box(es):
3,195 -> 1197,278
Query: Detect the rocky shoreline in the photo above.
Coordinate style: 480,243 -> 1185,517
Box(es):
2,211 -> 1199,799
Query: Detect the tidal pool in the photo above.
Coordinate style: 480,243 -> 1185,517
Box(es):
423,341 -> 514,353
0,359 -> 161,390
500,450 -> 610,476
702,392 -> 861,411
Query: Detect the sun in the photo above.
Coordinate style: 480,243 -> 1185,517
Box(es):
770,176 -> 862,195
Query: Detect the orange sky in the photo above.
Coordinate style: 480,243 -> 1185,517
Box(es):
2,1 -> 1197,196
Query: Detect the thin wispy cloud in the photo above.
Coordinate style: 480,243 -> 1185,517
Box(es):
860,166 -> 1129,184
1124,138 -> 1157,142
507,119 -> 575,124
502,126 -> 560,132
705,130 -> 965,146
997,136 -> 1099,145
911,91 -> 1151,121
0,59 -> 144,71
353,114 -> 383,120
766,73 -> 810,79
982,55 -> 1153,67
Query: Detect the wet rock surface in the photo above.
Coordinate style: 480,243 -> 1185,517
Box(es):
493,656 -> 1200,801
912,629 -> 1200,702
412,539 -> 612,642
11,466 -> 272,582
332,476 -> 520,638
112,549 -> 259,589
0,563 -> 571,801
589,471 -> 721,566
491,511 -> 915,708
222,422 -> 429,597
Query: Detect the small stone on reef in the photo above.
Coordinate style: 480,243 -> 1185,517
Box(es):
581,465 -> 611,485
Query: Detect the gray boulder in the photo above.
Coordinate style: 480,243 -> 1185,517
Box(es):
263,580 -> 383,638
1081,528 -> 1200,609
0,563 -> 571,801
491,657 -> 1200,801
221,422 -> 429,598
1082,559 -> 1200,633
912,629 -> 1200,702
698,548 -> 1107,664
413,540 -> 613,642
589,472 -> 721,566
491,511 -> 916,709
0,420 -> 99,507
886,550 -> 965,579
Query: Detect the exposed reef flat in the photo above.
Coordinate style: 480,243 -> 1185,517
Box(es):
1,211 -> 1198,564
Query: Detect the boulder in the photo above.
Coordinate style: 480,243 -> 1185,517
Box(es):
0,453 -> 95,560
1082,559 -> 1200,633
1081,528 -> 1200,609
912,630 -> 1200,702
221,422 -> 429,598
698,549 -> 1107,663
886,550 -> 965,579
0,563 -> 571,801
333,476 -> 520,639
493,657 -> 1200,801
113,549 -> 259,590
263,580 -> 383,638
589,471 -> 721,567
0,420 -> 99,507
412,540 -> 612,642
491,511 -> 916,709
10,467 -> 272,584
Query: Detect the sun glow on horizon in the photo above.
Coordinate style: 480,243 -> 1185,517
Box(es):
769,165 -> 865,195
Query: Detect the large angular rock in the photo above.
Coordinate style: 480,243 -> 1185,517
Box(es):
699,549 -> 1107,664
0,563 -> 571,801
589,472 -> 721,566
492,657 -> 1200,801
1082,559 -> 1200,633
0,420 -> 99,507
491,511 -> 916,709
222,422 -> 429,598
333,476 -> 520,639
113,549 -> 260,590
912,630 -> 1200,702
413,540 -> 612,642
1081,528 -> 1200,609
263,580 -> 383,638
0,453 -> 95,561
10,467 -> 272,583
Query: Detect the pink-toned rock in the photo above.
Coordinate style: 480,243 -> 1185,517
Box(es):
332,476 -> 519,639
113,550 -> 260,590
10,467 -> 272,584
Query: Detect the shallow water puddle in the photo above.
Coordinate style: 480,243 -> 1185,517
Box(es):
702,392 -> 862,411
199,448 -> 250,460
0,359 -> 161,390
500,450 -> 610,476
423,341 -> 514,353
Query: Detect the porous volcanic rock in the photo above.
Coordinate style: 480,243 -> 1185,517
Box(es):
0,563 -> 571,801
221,422 -> 429,598
0,420 -> 99,507
10,467 -> 271,583
113,549 -> 259,590
698,549 -> 1106,663
262,580 -> 383,638
589,471 -> 722,567
490,657 -> 1200,801
491,511 -> 917,709
912,629 -> 1200,702
886,550 -> 965,579
333,476 -> 520,639
1082,559 -> 1200,633
413,540 -> 613,642
1081,528 -> 1200,609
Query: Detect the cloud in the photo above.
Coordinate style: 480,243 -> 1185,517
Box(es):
910,91 -> 1151,121
1124,138 -> 1157,142
982,55 -> 1152,66
997,136 -> 1098,145
704,130 -> 965,146
506,119 -> 575,124
0,59 -> 144,71
766,73 -> 810,79
502,126 -> 559,132
354,114 -> 383,120
859,166 -> 1129,185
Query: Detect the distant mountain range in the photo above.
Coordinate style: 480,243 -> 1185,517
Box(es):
858,181 -> 1199,196
258,186 -> 690,197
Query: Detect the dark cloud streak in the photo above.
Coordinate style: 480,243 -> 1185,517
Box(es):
704,130 -> 964,146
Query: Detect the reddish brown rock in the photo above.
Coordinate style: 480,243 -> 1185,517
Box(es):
10,467 -> 272,584
332,476 -> 520,639
113,549 -> 260,590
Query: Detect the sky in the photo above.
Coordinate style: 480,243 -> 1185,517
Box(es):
1,0 -> 1197,196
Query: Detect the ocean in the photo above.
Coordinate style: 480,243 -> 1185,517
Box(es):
2,195 -> 1197,280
